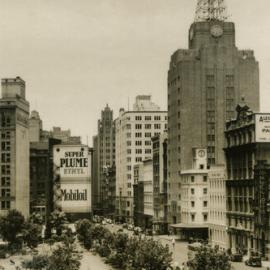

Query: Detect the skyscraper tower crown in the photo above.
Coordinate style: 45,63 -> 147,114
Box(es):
195,0 -> 228,22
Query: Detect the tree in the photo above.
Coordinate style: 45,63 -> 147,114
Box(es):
187,245 -> 231,270
0,210 -> 25,246
22,222 -> 42,248
49,210 -> 68,236
29,212 -> 44,225
21,254 -> 49,270
47,234 -> 82,270
131,238 -> 172,270
75,219 -> 93,249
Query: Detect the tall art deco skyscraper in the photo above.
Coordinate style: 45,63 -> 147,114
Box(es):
167,0 -> 260,223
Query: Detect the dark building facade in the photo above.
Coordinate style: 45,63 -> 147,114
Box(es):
30,138 -> 61,222
92,105 -> 115,215
30,142 -> 49,219
225,103 -> 270,258
152,132 -> 168,234
167,1 -> 260,223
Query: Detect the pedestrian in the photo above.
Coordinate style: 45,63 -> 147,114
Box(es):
172,237 -> 175,248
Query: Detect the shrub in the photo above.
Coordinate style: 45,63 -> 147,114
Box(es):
21,254 -> 49,270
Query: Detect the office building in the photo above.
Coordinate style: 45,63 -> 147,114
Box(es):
225,102 -> 270,258
92,104 -> 115,215
167,0 -> 260,224
171,148 -> 209,240
115,95 -> 167,222
0,77 -> 30,217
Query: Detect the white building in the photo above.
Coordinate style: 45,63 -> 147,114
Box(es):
208,165 -> 228,250
115,95 -> 167,222
171,148 -> 209,240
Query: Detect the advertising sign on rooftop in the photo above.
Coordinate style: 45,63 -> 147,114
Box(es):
255,114 -> 270,142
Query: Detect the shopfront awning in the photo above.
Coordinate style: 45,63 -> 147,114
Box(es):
169,223 -> 208,229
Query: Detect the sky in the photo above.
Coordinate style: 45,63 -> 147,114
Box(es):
0,0 -> 270,145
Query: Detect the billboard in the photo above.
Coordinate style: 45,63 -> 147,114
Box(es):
60,181 -> 91,213
53,145 -> 91,213
255,114 -> 270,142
53,145 -> 90,178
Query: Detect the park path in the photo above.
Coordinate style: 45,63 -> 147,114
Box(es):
80,251 -> 113,270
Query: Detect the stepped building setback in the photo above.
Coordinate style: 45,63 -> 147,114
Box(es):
167,0 -> 260,224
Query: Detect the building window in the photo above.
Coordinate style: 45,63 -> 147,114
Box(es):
145,116 -> 151,121
191,201 -> 195,207
135,141 -> 142,146
145,149 -> 151,154
135,157 -> 142,162
145,133 -> 151,138
191,214 -> 195,222
1,201 -> 10,210
203,214 -> 208,222
135,133 -> 142,138
145,124 -> 151,129
135,124 -> 142,129
135,116 -> 142,121
135,149 -> 142,154
191,188 -> 195,195
127,141 -> 132,146
154,124 -> 161,129
203,188 -> 207,194
203,201 -> 208,207
154,116 -> 161,121
145,141 -> 151,146
203,176 -> 207,182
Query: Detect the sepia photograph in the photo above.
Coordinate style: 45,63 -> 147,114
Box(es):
0,0 -> 270,269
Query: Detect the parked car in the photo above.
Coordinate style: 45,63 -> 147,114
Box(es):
245,256 -> 262,267
230,253 -> 243,262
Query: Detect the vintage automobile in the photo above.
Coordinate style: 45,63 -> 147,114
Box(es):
245,256 -> 262,267
229,253 -> 243,262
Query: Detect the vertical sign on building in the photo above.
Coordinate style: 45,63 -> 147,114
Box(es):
53,145 -> 91,214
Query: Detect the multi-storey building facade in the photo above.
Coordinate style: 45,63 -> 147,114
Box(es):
208,165 -> 228,250
143,159 -> 154,229
30,141 -> 49,219
167,1 -> 260,224
115,95 -> 167,222
92,105 -> 115,215
171,149 -> 209,239
225,102 -> 270,258
152,132 -> 168,234
0,77 -> 30,217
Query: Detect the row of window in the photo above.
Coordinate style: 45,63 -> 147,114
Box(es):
191,201 -> 208,207
126,123 -> 166,130
127,140 -> 152,146
133,132 -> 161,138
134,116 -> 166,121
